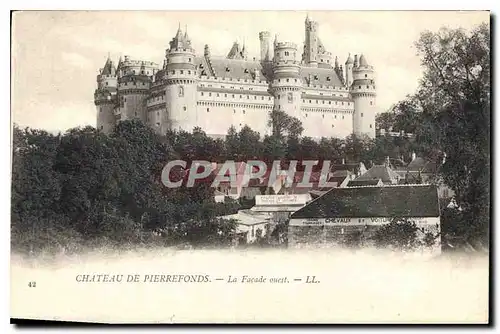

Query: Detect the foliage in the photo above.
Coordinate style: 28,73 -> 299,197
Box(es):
372,218 -> 422,251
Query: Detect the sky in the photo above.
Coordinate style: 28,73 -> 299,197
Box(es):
11,10 -> 489,133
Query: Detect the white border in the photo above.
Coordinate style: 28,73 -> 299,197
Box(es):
2,1 -> 497,333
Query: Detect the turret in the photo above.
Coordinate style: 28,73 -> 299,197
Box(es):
303,15 -> 319,67
345,53 -> 354,88
95,55 -> 118,134
164,24 -> 198,133
271,39 -> 302,121
117,56 -> 156,125
350,54 -> 377,138
259,31 -> 271,62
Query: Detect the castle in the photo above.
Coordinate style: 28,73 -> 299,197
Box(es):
95,16 -> 377,139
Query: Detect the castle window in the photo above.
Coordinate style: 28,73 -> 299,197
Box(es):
157,111 -> 160,116
334,115 -> 337,119
234,110 -> 236,114
328,101 -> 331,105
207,108 -> 210,112
180,70 -> 184,74
201,92 -> 204,96
321,59 -> 323,62
285,51 -> 289,56
247,95 -> 249,99
225,94 -> 227,97
332,124 -> 334,128
240,95 -> 242,98
370,101 -> 373,105
157,122 -> 160,126
217,93 -> 220,97
179,86 -> 184,97
261,97 -> 264,100
232,94 -> 235,98
244,69 -> 249,73
322,114 -> 324,118
254,96 -> 257,99
365,74 -> 368,78
286,78 -> 289,82
188,70 -> 191,75
342,116 -> 344,119
309,100 -> 311,103
359,86 -> 361,89
322,101 -> 325,104
209,93 -> 212,97
326,77 -> 330,81
171,71 -> 175,75
370,124 -> 373,128
243,110 -> 246,114
105,82 -> 108,86
361,113 -> 364,117
367,85 -> 370,89
342,102 -> 344,105
316,100 -> 318,104
226,67 -> 230,72
188,58 -> 191,62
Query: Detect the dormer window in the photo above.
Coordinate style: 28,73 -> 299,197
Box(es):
314,75 -> 318,80
326,77 -> 331,81
226,67 -> 230,72
244,69 -> 249,73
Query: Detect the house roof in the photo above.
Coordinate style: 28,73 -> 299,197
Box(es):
407,157 -> 438,174
290,184 -> 440,219
354,165 -> 400,183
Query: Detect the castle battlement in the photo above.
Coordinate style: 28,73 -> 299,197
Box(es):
275,42 -> 298,49
95,16 -> 377,140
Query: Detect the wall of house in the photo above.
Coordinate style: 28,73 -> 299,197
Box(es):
288,216 -> 441,255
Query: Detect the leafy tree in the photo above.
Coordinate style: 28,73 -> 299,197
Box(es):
372,218 -> 422,251
411,23 -> 490,246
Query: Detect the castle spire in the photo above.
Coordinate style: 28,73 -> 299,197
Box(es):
345,53 -> 353,65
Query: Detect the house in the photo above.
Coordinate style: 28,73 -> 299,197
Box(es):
394,153 -> 455,200
221,209 -> 272,245
351,164 -> 401,185
288,184 -> 441,255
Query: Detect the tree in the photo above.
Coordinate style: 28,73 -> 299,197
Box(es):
372,218 -> 423,251
268,109 -> 304,139
411,23 -> 490,246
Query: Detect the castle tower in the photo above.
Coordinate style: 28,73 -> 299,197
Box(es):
350,54 -> 377,138
95,56 -> 118,134
164,25 -> 198,132
303,15 -> 319,67
270,39 -> 302,123
345,53 -> 354,88
259,31 -> 271,62
117,56 -> 153,124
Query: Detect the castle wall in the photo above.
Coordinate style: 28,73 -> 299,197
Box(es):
196,87 -> 272,137
96,102 -> 116,134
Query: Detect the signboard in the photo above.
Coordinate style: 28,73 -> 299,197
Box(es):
289,217 -> 439,227
255,194 -> 310,206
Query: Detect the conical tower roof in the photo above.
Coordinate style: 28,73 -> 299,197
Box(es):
345,53 -> 353,65
359,54 -> 369,67
101,56 -> 116,76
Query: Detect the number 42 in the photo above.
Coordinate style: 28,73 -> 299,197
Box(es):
28,281 -> 36,288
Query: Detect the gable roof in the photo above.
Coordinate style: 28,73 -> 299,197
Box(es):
407,157 -> 438,174
354,165 -> 400,183
290,185 -> 440,219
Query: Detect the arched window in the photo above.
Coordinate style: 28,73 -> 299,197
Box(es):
178,86 -> 184,97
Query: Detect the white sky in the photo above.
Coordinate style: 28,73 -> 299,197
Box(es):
11,10 -> 489,133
